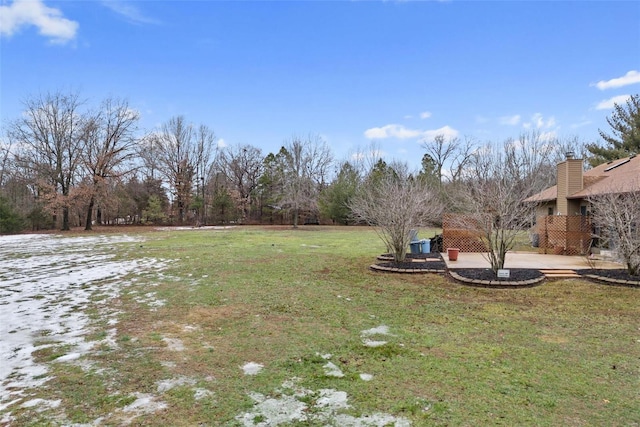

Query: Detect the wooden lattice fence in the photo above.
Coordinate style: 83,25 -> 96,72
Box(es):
442,214 -> 488,253
536,215 -> 591,255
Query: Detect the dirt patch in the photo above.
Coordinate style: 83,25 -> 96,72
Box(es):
187,304 -> 252,326
539,335 -> 569,344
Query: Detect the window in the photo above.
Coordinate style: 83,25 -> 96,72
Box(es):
548,207 -> 554,216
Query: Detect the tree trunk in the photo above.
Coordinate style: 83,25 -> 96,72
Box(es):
62,206 -> 70,231
85,196 -> 95,231
292,207 -> 299,228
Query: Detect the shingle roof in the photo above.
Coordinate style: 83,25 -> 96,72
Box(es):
524,155 -> 640,203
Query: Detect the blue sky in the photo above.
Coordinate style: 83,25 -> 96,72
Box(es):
1,0 -> 639,170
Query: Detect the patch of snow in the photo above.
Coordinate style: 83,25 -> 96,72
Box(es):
120,392 -> 167,421
361,325 -> 391,336
242,362 -> 264,375
1,412 -> 15,424
280,378 -> 310,398
193,388 -> 214,401
55,352 -> 82,362
315,389 -> 349,410
0,233 -> 170,410
156,376 -> 196,393
237,392 -> 308,426
363,340 -> 388,348
162,337 -> 185,351
323,361 -> 345,378
360,373 -> 374,381
133,291 -> 165,310
361,325 -> 392,347
333,412 -> 412,427
20,398 -> 61,410
236,379 -> 411,427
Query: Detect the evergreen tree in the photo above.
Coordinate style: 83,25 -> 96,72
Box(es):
0,196 -> 25,234
319,162 -> 359,225
587,94 -> 640,166
417,153 -> 439,185
143,194 -> 166,224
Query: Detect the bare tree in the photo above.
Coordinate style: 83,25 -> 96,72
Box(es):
193,124 -> 216,224
350,163 -> 443,263
420,134 -> 474,187
213,143 -> 263,220
10,91 -> 86,230
589,186 -> 640,275
279,134 -> 334,228
81,98 -> 140,230
0,135 -> 12,190
138,133 -> 163,181
152,116 -> 215,224
454,136 -> 556,273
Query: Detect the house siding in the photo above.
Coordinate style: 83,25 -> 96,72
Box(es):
556,159 -> 583,215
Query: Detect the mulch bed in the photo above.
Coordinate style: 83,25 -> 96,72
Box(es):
371,253 -> 446,273
449,268 -> 544,282
371,253 -> 640,289
374,261 -> 446,271
576,269 -> 640,287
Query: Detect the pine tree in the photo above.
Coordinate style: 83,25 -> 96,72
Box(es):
587,94 -> 640,167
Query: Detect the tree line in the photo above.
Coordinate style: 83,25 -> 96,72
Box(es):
0,91 -> 341,231
1,91 -> 639,262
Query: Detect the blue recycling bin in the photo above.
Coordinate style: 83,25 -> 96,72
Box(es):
409,241 -> 421,254
420,239 -> 430,254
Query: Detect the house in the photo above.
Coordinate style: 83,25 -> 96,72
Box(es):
525,153 -> 640,254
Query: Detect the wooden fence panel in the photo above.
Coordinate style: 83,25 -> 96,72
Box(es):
536,215 -> 591,255
442,214 -> 488,252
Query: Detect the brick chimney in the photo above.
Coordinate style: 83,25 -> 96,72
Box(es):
556,152 -> 583,215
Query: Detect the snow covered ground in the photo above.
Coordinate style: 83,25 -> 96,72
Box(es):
0,233 -> 169,416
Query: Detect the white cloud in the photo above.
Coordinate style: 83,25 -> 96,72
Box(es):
364,124 -> 422,140
217,138 -> 227,149
419,111 -> 432,119
101,0 -> 160,25
596,94 -> 631,110
421,125 -> 459,142
364,124 -> 459,142
523,113 -> 556,129
0,0 -> 78,43
593,70 -> 640,90
499,115 -> 521,126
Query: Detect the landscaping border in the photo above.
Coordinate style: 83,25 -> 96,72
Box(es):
370,253 -> 640,289
447,270 -> 546,288
578,273 -> 640,288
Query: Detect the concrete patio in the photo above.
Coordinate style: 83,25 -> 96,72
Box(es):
442,251 -> 623,270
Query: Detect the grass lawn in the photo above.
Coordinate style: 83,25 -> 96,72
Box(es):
4,226 -> 639,426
